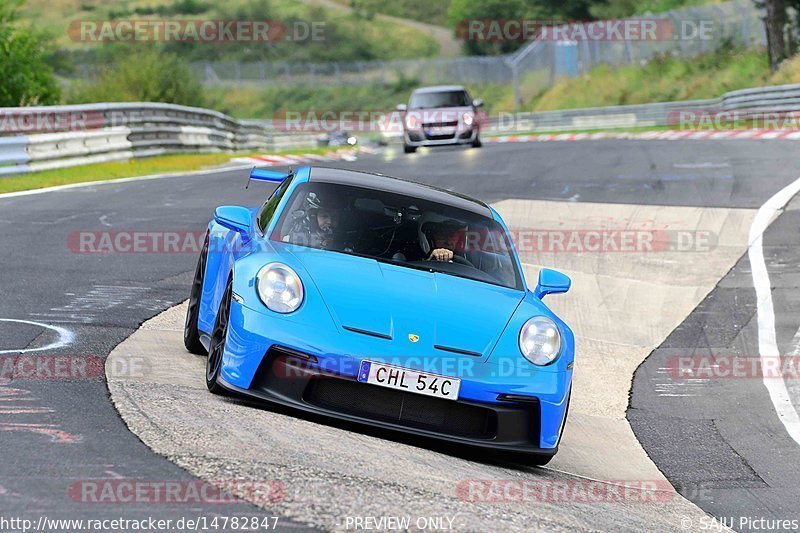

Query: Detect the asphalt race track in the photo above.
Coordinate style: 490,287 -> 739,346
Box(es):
630,189 -> 800,529
2,140 -> 800,531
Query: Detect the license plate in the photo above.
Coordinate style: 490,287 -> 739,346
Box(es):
357,361 -> 461,400
426,127 -> 454,136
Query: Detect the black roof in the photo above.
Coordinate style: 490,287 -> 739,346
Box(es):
307,167 -> 491,217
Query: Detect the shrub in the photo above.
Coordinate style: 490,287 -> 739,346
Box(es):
65,48 -> 205,107
0,0 -> 60,106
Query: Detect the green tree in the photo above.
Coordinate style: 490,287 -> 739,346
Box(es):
449,0 -> 603,56
0,0 -> 60,106
448,0 -> 528,55
529,0 -> 595,20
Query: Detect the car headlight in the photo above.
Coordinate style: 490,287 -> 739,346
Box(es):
519,316 -> 562,366
405,115 -> 419,130
463,112 -> 474,126
256,263 -> 304,313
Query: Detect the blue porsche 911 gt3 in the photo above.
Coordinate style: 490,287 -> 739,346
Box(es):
184,166 -> 574,465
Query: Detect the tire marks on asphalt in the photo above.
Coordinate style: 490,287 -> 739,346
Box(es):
106,196 -> 758,531
630,191 -> 800,530
29,285 -> 171,325
6,140 -> 800,528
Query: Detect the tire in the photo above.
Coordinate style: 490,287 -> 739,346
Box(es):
206,279 -> 232,395
184,234 -> 209,355
471,135 -> 482,148
404,144 -> 417,154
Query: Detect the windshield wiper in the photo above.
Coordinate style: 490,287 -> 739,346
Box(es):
373,256 -> 436,274
336,251 -> 514,289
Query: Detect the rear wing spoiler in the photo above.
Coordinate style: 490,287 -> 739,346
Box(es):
245,167 -> 295,190
249,168 -> 289,183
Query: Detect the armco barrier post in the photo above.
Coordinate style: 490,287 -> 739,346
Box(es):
0,136 -> 31,176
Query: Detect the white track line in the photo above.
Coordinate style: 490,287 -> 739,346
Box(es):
789,326 -> 800,357
748,176 -> 800,446
540,465 -> 677,493
0,318 -> 74,354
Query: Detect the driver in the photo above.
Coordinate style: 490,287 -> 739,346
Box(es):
426,220 -> 465,262
287,191 -> 343,249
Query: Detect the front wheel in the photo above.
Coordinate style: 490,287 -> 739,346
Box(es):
184,234 -> 209,355
471,135 -> 482,148
404,144 -> 417,154
206,279 -> 232,395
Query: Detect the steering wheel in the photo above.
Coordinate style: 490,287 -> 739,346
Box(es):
451,254 -> 475,268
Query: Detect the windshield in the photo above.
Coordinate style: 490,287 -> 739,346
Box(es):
409,90 -> 470,109
271,182 -> 523,290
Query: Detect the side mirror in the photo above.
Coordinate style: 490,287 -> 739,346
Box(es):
396,104 -> 408,112
473,99 -> 484,108
534,268 -> 571,299
214,206 -> 252,236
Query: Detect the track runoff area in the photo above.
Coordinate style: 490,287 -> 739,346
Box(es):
2,139 -> 800,531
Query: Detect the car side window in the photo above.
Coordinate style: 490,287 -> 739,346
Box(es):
257,176 -> 293,233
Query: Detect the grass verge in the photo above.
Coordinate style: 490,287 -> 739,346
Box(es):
531,47 -> 770,111
0,147 -> 334,195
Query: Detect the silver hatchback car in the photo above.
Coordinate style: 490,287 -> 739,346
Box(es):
397,85 -> 484,153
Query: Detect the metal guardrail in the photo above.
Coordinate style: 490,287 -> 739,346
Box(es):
722,84 -> 800,113
479,84 -> 800,134
373,84 -> 800,139
0,137 -> 31,176
4,83 -> 800,176
483,99 -> 720,133
25,128 -> 134,172
0,103 -> 318,176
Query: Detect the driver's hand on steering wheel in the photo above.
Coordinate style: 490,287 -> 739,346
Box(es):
429,248 -> 454,262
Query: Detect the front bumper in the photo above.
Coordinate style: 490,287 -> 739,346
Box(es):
404,127 -> 478,147
219,347 -> 556,455
219,302 -> 571,453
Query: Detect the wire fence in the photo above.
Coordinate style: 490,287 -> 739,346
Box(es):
192,0 -> 766,101
191,55 -> 513,88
